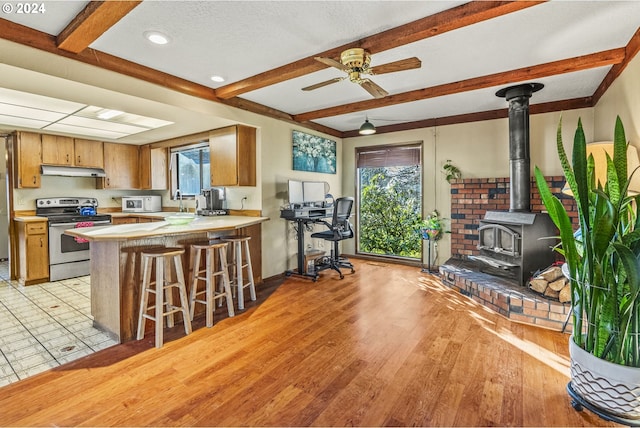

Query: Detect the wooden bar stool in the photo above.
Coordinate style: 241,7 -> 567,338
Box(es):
136,247 -> 192,348
188,240 -> 235,328
222,235 -> 256,310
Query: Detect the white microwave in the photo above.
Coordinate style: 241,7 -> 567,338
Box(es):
122,195 -> 162,213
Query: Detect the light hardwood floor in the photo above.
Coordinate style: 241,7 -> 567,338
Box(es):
0,259 -> 619,426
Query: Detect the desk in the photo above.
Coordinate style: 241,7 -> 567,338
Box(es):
281,207 -> 332,281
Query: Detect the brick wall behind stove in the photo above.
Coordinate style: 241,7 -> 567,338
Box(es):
449,176 -> 578,256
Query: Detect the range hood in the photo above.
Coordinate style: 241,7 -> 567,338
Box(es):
41,165 -> 107,178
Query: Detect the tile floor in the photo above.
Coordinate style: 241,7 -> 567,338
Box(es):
0,262 -> 118,387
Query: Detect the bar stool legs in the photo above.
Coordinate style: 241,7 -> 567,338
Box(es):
223,235 -> 256,310
189,241 -> 235,327
137,247 -> 192,348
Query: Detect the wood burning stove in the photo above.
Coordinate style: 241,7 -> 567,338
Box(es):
474,211 -> 556,285
469,83 -> 558,285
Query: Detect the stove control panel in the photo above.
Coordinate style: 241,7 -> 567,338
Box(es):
36,197 -> 98,208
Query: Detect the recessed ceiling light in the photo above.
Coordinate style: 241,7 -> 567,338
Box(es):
210,75 -> 225,83
144,31 -> 170,45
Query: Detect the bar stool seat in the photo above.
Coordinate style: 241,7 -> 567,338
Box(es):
136,247 -> 192,348
189,240 -> 235,328
222,235 -> 256,310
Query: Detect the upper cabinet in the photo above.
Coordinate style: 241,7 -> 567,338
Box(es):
74,139 -> 104,168
99,143 -> 140,189
209,125 -> 256,186
139,145 -> 168,190
13,131 -> 42,188
41,136 -> 104,168
41,135 -> 74,166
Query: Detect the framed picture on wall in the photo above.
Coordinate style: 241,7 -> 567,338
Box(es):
292,130 -> 336,174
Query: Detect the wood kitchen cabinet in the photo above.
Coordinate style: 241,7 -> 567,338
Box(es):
13,131 -> 42,188
41,135 -> 104,169
41,135 -> 74,165
139,145 -> 167,190
74,138 -> 104,168
99,142 -> 140,189
209,125 -> 256,186
16,219 -> 49,285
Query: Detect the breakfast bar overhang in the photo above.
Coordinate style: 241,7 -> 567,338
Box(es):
64,215 -> 269,343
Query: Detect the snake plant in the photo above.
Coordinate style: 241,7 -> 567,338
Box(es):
534,116 -> 640,367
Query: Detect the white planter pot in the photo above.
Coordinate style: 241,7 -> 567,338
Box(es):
570,336 -> 640,420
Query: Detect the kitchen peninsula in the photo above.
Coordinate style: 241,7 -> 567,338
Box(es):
65,215 -> 268,343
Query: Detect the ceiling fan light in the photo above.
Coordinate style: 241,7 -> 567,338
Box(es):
359,119 -> 376,135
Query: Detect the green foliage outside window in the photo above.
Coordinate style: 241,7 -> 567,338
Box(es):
359,166 -> 423,258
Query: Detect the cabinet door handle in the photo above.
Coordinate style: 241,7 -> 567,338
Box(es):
40,237 -> 43,247
66,154 -> 70,163
77,156 -> 81,165
32,176 -> 36,184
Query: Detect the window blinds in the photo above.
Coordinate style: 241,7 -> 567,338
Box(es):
356,144 -> 421,168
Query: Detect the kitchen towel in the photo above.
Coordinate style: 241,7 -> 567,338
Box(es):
74,221 -> 94,243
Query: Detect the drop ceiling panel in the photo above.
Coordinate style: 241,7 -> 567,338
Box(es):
43,123 -> 128,140
0,114 -> 50,130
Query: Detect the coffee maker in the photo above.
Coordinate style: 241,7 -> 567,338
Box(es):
197,187 -> 227,216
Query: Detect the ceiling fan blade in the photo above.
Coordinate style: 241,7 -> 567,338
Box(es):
314,56 -> 349,71
369,57 -> 422,75
302,77 -> 344,91
360,79 -> 389,99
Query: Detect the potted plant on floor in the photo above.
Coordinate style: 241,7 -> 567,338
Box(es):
534,116 -> 640,424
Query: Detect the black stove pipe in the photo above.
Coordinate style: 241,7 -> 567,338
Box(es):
496,83 -> 543,212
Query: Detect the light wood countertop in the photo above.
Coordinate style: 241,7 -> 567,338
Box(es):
13,216 -> 47,222
64,215 -> 269,241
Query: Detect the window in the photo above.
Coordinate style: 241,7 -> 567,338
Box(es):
356,143 -> 422,259
170,142 -> 210,196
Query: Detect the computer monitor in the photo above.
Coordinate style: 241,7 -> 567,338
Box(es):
288,180 -> 304,205
302,181 -> 326,204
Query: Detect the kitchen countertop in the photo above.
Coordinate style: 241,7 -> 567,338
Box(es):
13,216 -> 47,222
64,215 -> 269,241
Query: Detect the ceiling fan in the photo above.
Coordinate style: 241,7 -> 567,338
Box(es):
302,48 -> 421,99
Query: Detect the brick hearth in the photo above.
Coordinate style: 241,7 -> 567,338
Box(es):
439,257 -> 573,333
441,174 -> 579,332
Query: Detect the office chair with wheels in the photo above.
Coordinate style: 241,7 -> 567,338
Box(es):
311,196 -> 356,279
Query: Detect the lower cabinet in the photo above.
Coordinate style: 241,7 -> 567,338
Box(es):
112,217 -> 139,225
16,220 -> 49,285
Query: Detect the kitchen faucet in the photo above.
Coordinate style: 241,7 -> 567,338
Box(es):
174,189 -> 184,212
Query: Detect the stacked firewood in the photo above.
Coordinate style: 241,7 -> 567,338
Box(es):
528,265 -> 571,303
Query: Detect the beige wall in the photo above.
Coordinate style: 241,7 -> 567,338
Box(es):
594,53 -> 640,146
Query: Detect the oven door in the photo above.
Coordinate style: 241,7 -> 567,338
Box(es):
48,221 -> 110,265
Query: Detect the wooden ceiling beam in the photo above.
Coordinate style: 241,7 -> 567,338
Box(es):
295,48 -> 625,122
214,1 -> 545,99
592,26 -> 640,105
341,98 -> 593,137
57,1 -> 142,53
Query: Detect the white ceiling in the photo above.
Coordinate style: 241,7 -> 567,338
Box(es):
1,0 -> 640,141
